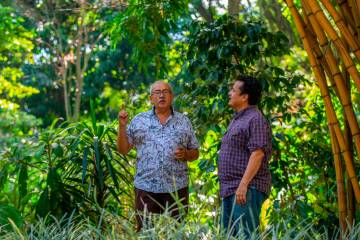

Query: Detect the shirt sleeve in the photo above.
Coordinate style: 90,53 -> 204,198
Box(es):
126,118 -> 136,146
184,116 -> 200,150
247,115 -> 271,154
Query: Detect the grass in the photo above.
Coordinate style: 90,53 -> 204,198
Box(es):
1,208 -> 360,240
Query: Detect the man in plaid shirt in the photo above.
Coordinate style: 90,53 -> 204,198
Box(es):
218,75 -> 272,237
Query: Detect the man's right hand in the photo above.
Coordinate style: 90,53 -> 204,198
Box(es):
118,104 -> 128,126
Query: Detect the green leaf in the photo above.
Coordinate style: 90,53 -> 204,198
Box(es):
0,205 -> 24,232
90,98 -> 97,135
108,186 -> 121,204
53,144 -> 64,157
18,164 -> 28,201
94,137 -> 104,191
47,168 -> 60,191
97,124 -> 105,139
35,188 -> 50,218
34,144 -> 45,159
0,164 -> 9,189
104,144 -> 119,188
82,147 -> 89,184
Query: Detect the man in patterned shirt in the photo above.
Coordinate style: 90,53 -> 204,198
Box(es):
117,81 -> 199,231
218,75 -> 272,237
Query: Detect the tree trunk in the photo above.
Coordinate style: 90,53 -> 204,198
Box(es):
192,0 -> 213,22
258,0 -> 297,46
228,0 -> 240,16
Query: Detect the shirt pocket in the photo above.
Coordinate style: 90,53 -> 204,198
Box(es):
132,128 -> 148,145
173,128 -> 191,148
229,127 -> 248,148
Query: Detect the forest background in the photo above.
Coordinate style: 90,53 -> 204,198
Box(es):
0,0 -> 359,239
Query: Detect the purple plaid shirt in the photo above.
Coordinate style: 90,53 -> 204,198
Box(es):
218,106 -> 272,197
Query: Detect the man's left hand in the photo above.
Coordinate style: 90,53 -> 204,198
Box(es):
235,182 -> 248,205
174,147 -> 187,160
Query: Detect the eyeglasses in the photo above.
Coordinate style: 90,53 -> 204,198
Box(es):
151,89 -> 171,96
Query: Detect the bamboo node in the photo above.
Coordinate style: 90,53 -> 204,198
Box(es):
328,121 -> 338,127
352,132 -> 360,137
323,43 -> 332,55
340,148 -> 350,153
348,175 -> 358,181
346,64 -> 355,71
333,72 -> 342,78
321,93 -> 330,99
337,0 -> 346,6
316,54 -> 323,60
334,19 -> 342,25
320,42 -> 329,48
313,8 -> 322,16
287,2 -> 295,9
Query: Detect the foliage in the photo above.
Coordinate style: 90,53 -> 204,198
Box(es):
0,107 -> 134,223
0,204 -> 24,232
0,0 -> 355,236
0,5 -> 38,110
185,15 -> 303,122
109,0 -> 190,78
0,109 -> 42,146
11,0 -> 123,121
270,91 -> 338,232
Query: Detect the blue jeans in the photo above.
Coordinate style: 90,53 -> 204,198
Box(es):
221,187 -> 265,238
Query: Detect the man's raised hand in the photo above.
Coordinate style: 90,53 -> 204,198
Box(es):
118,104 -> 128,126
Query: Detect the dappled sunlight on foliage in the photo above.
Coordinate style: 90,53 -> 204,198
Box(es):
1,0 -> 360,237
0,6 -> 38,110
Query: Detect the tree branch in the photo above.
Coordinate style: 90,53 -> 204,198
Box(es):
192,0 -> 213,22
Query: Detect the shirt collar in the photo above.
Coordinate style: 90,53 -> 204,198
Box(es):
233,105 -> 256,120
152,106 -> 174,115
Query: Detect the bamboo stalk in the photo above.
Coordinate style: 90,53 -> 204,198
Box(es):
357,0 -> 360,40
285,0 -> 360,205
342,65 -> 356,227
302,13 -> 336,89
301,1 -> 337,90
349,0 -> 360,40
330,126 -> 347,232
320,0 -> 360,52
339,53 -> 356,226
301,0 -> 360,164
314,67 -> 360,206
317,63 -> 360,206
336,0 -> 356,32
303,0 -> 360,93
347,169 -> 356,226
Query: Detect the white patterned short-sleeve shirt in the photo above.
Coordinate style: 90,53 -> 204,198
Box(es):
127,108 -> 199,193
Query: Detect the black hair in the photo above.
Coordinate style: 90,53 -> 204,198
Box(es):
236,75 -> 262,105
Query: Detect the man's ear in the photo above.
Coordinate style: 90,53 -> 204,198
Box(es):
242,93 -> 249,102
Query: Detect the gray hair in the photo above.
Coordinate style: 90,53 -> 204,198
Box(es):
149,81 -> 173,95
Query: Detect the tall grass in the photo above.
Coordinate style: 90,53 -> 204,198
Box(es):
1,208 -> 360,240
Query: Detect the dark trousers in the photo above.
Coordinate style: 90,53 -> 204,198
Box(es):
221,187 -> 265,238
135,187 -> 189,231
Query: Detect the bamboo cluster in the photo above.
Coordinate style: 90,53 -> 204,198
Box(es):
284,0 -> 360,231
